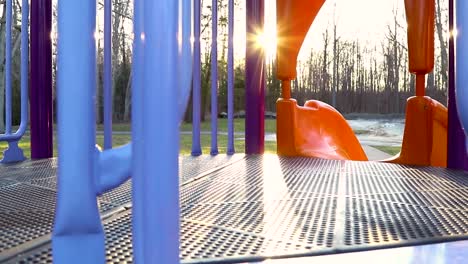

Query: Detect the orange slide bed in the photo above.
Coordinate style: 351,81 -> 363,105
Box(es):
276,0 -> 447,167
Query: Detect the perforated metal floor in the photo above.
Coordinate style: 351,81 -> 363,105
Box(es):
0,154 -> 244,263
3,155 -> 468,263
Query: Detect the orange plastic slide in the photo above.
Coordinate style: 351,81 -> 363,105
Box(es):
275,0 -> 447,166
277,98 -> 367,161
276,0 -> 367,161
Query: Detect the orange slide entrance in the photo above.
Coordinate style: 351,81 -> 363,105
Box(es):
275,0 -> 447,167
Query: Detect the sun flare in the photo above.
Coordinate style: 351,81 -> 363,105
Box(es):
255,30 -> 277,61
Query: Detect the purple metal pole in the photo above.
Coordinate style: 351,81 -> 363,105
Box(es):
245,0 -> 265,154
447,0 -> 468,170
30,0 -> 53,159
103,0 -> 113,149
227,0 -> 235,155
192,0 -> 202,156
210,0 -> 219,155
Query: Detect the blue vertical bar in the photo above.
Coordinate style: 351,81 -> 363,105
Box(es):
5,0 -> 12,134
131,0 -> 144,261
210,0 -> 218,155
455,0 -> 468,142
52,0 -> 105,262
20,0 -> 29,134
227,0 -> 235,154
191,0 -> 202,156
104,0 -> 112,149
132,0 -> 180,262
178,0 -> 193,120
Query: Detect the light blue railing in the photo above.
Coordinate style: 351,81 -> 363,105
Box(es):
52,0 -> 192,262
52,0 -> 244,261
0,0 -> 29,163
192,0 -> 236,155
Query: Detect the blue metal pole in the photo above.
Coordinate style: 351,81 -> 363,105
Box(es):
104,0 -> 113,149
455,0 -> 468,142
192,0 -> 202,156
178,0 -> 193,120
131,0 -> 144,261
227,0 -> 235,154
20,0 -> 29,138
5,0 -> 12,134
210,0 -> 219,155
52,0 -> 105,262
132,0 -> 180,262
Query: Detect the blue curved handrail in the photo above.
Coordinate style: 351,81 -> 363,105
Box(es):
0,0 -> 29,163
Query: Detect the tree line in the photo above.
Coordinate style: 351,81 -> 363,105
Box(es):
266,0 -> 448,114
0,0 -> 449,132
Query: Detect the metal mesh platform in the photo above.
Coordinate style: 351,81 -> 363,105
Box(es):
3,155 -> 468,263
0,154 -> 244,263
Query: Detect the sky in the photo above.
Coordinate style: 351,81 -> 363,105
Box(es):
232,0 -> 405,62
85,0 -> 415,67
89,0 -> 407,65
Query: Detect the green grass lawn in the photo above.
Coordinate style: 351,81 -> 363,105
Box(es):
179,118 -> 277,133
371,145 -> 401,155
179,134 -> 277,155
1,119 -> 278,157
354,129 -> 371,135
0,134 -> 277,157
97,118 -> 277,134
1,119 -> 401,157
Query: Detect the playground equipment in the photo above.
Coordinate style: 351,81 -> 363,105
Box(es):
276,0 -> 448,167
52,0 -> 192,262
0,0 -> 29,163
2,0 -> 468,263
275,0 -> 369,161
385,0 -> 448,167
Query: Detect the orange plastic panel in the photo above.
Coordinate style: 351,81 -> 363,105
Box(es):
383,96 -> 447,167
276,0 -> 326,81
277,98 -> 368,161
405,0 -> 435,75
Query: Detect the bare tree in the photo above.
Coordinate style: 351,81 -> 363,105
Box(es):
0,3 -> 7,132
435,0 -> 448,90
331,3 -> 340,108
321,28 -> 329,100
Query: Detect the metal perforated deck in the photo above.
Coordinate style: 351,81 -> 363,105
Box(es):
0,154 -> 244,263
2,154 -> 468,263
